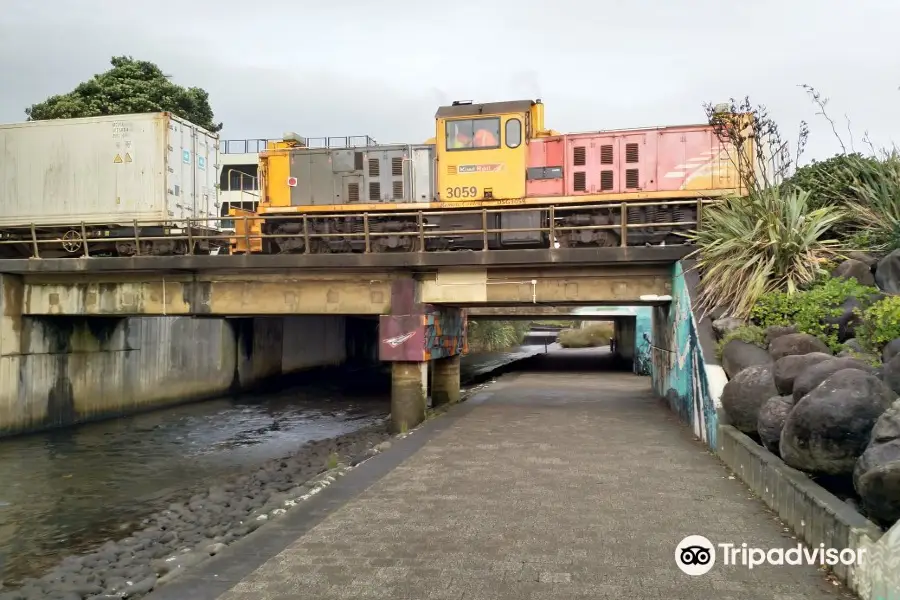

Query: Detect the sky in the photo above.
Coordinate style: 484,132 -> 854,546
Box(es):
2,0 -> 898,164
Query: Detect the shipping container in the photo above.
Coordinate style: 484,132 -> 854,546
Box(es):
0,112 -> 220,229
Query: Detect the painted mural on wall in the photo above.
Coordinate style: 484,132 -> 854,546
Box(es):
634,307 -> 652,376
378,306 -> 466,362
651,262 -> 718,449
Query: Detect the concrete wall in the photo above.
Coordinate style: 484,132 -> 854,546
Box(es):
650,261 -> 726,449
0,275 -> 356,437
634,307 -> 652,375
615,317 -> 635,362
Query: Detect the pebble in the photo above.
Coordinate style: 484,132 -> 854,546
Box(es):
2,424 -> 390,600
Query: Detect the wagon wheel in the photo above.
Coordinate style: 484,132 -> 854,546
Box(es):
61,230 -> 83,253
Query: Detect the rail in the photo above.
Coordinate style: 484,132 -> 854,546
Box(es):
218,139 -> 272,154
0,198 -> 712,259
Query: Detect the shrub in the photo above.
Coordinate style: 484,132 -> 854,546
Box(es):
782,153 -> 883,211
466,320 -> 531,352
750,277 -> 880,351
686,187 -> 845,318
715,325 -> 766,359
557,323 -> 615,348
834,150 -> 900,252
857,296 -> 900,354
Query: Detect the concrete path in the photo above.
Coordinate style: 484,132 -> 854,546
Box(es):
158,350 -> 848,599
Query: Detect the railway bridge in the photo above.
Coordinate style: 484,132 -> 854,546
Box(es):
0,245 -> 687,434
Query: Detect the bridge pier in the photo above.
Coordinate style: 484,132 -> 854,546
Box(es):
380,279 -> 466,433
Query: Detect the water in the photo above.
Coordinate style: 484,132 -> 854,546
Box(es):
0,347 -> 544,585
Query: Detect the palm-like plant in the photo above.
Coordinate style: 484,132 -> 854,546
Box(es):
837,150 -> 900,251
686,187 -> 846,319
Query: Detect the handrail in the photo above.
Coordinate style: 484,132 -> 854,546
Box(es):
0,198 -> 714,258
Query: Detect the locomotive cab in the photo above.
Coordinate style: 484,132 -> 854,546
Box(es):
436,99 -> 542,201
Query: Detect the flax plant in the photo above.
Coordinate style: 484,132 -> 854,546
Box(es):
687,187 -> 845,319
837,150 -> 900,251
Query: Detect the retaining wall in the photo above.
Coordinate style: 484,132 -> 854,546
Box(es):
0,274 -> 355,436
651,260 -> 900,599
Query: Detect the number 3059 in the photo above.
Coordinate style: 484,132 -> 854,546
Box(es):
445,186 -> 477,199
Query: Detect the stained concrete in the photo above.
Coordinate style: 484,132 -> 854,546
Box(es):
152,349 -> 845,600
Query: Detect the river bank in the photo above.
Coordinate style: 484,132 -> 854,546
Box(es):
0,345 -> 546,599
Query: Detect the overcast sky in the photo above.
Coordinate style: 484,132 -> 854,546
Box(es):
2,0 -> 898,163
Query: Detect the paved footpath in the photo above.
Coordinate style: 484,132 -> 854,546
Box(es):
154,351 -> 848,600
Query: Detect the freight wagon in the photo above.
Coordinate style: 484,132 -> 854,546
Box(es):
0,112 -> 222,257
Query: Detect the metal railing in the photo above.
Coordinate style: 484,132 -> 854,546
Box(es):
218,139 -> 272,154
0,198 -> 711,259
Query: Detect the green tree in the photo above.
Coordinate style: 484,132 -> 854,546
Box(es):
25,56 -> 222,133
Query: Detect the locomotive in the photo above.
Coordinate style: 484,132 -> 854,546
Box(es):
230,98 -> 764,255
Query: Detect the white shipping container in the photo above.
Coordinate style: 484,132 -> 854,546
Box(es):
0,112 -> 220,230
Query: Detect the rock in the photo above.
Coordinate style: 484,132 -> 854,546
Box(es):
720,364 -> 778,434
847,251 -> 879,268
773,352 -> 832,395
721,339 -> 772,379
792,357 -> 877,402
823,297 -> 865,343
768,333 -> 831,361
883,338 -> 900,364
880,352 -> 900,396
757,395 -> 796,454
780,369 -> 895,475
843,338 -> 865,354
764,325 -> 798,346
854,400 -> 900,525
712,317 -> 744,340
121,575 -> 156,598
832,258 -> 876,287
875,249 -> 900,294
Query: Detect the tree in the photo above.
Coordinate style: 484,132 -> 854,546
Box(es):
25,56 -> 222,133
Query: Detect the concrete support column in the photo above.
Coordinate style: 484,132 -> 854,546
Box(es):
0,274 -> 23,356
432,354 -> 461,407
391,361 -> 427,433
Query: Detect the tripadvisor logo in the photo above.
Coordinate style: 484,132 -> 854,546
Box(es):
674,535 -> 865,575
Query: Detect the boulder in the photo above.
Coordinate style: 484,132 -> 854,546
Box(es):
880,352 -> 900,396
822,297 -> 865,343
875,249 -> 900,294
842,338 -> 865,354
712,317 -> 744,341
853,400 -> 900,525
773,352 -> 832,395
847,251 -> 879,268
721,339 -> 772,379
757,395 -> 796,454
792,356 -> 877,402
768,333 -> 831,361
780,369 -> 895,475
765,325 -> 798,346
720,364 -> 778,434
883,338 -> 900,364
832,258 -> 876,287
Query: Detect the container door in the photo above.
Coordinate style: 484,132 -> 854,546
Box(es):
192,126 -> 218,230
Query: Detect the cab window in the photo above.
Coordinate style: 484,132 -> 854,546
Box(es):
506,118 -> 522,148
445,117 -> 501,151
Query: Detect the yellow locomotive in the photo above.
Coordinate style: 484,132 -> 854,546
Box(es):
231,98 -> 759,254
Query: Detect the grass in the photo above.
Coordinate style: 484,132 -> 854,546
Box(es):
466,319 -> 531,352
325,452 -> 339,470
557,322 -> 615,348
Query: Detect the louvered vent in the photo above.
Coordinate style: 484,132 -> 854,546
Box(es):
369,181 -> 381,201
446,165 -> 457,175
368,158 -> 380,176
625,143 -> 639,163
392,181 -> 403,199
600,170 -> 614,191
354,152 -> 364,170
573,146 -> 586,166
625,169 -> 639,189
573,171 -> 586,192
348,183 -> 360,202
600,145 -> 613,165
391,157 -> 403,176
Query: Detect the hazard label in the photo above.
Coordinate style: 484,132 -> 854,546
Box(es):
124,153 -> 132,163
114,154 -> 123,164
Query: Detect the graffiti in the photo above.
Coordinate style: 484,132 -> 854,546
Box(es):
634,308 -> 652,375
652,262 -> 718,449
424,306 -> 467,360
384,331 -> 416,347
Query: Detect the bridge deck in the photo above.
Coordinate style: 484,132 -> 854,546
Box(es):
149,349 -> 843,600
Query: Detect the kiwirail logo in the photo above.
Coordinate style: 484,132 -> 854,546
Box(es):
674,535 -> 866,575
